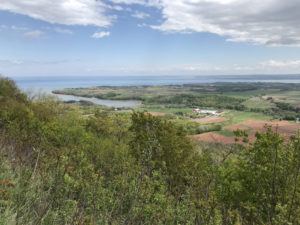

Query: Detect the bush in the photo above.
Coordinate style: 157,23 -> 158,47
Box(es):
1,77 -> 300,224
196,124 -> 222,134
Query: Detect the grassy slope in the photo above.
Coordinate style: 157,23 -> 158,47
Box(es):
242,97 -> 275,110
214,111 -> 273,137
267,90 -> 300,106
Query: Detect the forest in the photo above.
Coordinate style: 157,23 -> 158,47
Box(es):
1,76 -> 300,224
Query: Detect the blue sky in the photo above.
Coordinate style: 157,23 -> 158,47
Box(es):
1,0 -> 300,77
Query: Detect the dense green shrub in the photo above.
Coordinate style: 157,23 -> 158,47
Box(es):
1,77 -> 300,224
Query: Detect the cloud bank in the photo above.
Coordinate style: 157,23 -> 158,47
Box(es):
0,0 -> 112,27
150,0 -> 300,46
1,0 -> 300,46
3,58 -> 300,76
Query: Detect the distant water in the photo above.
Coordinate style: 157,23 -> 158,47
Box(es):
10,75 -> 300,108
13,75 -> 300,92
54,94 -> 141,108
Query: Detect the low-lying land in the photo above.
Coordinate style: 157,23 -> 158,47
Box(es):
54,82 -> 300,144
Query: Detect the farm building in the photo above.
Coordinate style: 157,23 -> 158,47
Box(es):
193,108 -> 220,115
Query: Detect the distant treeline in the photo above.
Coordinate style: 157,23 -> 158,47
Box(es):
145,94 -> 245,110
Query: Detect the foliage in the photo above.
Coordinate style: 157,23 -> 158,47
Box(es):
145,94 -> 245,110
1,77 -> 300,224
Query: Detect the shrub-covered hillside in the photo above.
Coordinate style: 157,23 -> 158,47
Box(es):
1,77 -> 300,224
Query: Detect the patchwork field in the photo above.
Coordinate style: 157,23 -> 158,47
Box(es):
192,119 -> 300,144
192,116 -> 226,124
264,91 -> 300,107
55,82 -> 300,144
192,132 -> 236,144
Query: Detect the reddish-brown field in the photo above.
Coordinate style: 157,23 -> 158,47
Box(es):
192,116 -> 226,124
192,120 -> 300,144
226,120 -> 300,137
191,132 -> 236,144
148,112 -> 166,117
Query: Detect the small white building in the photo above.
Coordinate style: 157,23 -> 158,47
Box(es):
193,108 -> 219,116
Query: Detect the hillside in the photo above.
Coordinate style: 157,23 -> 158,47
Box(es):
1,77 -> 300,224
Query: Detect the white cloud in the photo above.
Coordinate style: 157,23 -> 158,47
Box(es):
1,0 -> 300,46
0,0 -> 112,27
132,11 -> 150,19
0,25 -> 8,31
104,0 -> 300,46
110,0 -> 147,4
2,58 -> 300,76
110,0 -> 161,7
260,60 -> 300,69
0,25 -> 29,31
11,25 -> 29,31
0,59 -> 24,66
23,30 -> 44,39
91,31 -> 110,39
150,0 -> 300,46
111,5 -> 124,11
0,25 -> 44,39
1,24 -> 74,37
137,23 -> 148,28
53,27 -> 73,35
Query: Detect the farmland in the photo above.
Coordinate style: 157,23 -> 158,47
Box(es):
54,82 -> 300,144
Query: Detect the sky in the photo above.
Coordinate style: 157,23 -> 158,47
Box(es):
1,0 -> 300,77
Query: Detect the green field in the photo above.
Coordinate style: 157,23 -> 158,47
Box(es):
54,83 -> 300,125
266,90 -> 300,106
242,97 -> 275,110
223,110 -> 272,124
